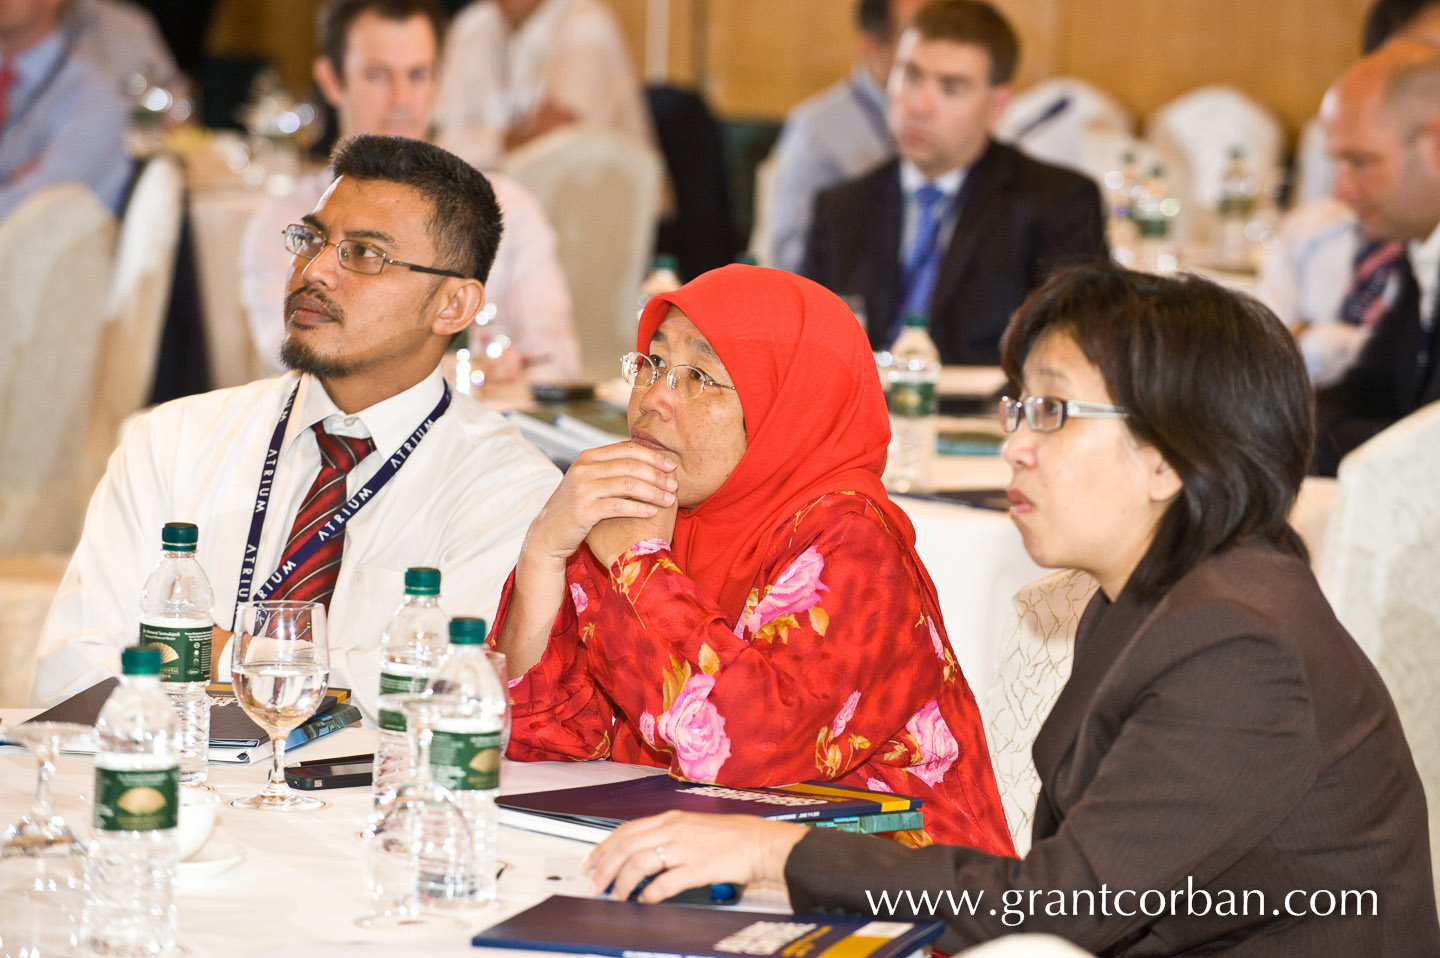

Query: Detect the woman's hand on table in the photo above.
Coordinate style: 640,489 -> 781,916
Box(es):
524,441 -> 678,567
583,811 -> 807,903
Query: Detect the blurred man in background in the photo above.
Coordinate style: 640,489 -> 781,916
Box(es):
240,0 -> 581,385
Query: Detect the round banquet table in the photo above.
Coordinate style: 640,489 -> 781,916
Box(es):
0,718 -> 789,958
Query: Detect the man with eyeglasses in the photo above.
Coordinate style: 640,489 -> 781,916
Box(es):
32,134 -> 561,718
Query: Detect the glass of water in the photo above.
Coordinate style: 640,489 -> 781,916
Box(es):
229,600 -> 330,811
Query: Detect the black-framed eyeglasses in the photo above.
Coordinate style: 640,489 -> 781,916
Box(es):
621,352 -> 737,402
999,395 -> 1129,433
282,223 -> 467,278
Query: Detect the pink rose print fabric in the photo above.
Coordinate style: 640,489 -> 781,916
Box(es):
496,493 -> 1014,855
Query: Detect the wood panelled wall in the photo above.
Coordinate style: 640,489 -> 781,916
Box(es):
211,0 -> 1374,143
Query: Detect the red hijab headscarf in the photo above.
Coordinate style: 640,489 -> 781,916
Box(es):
637,264 -> 940,618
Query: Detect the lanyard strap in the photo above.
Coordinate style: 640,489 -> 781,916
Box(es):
233,380 -> 452,622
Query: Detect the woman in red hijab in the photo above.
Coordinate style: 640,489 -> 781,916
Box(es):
492,265 -> 1012,853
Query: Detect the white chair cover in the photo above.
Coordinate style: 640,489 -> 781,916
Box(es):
1291,115 -> 1335,209
747,151 -> 777,268
956,933 -> 1094,956
1318,400 -> 1440,900
0,185 -> 117,554
1144,85 -> 1282,214
0,555 -> 69,707
83,154 -> 185,493
996,77 -> 1134,175
985,568 -> 1097,855
502,127 -> 663,382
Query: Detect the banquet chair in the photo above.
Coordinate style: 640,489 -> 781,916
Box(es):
0,184 -> 117,555
82,154 -> 186,494
985,568 -> 1097,854
0,554 -> 69,706
996,76 -> 1133,175
957,934 -> 1094,957
502,127 -> 663,383
747,151 -> 777,267
1144,86 -> 1282,227
1317,399 -> 1440,902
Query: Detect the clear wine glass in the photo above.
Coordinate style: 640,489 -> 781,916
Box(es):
229,599 -> 330,811
0,721 -> 94,958
356,694 -> 471,929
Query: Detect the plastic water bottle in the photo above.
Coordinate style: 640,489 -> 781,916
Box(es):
883,315 -> 942,495
138,521 -> 212,786
86,646 -> 180,956
636,254 -> 682,318
427,617 -> 505,904
373,567 -> 450,808
1132,165 -> 1179,275
1214,146 -> 1256,269
1104,150 -> 1142,267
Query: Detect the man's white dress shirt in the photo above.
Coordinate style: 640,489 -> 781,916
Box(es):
434,0 -> 652,169
239,167 -> 582,384
34,369 -> 560,720
768,66 -> 893,274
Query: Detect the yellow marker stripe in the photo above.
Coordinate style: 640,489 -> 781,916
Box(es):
816,935 -> 891,958
777,783 -> 913,813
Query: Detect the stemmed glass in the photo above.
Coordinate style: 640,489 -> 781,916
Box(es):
0,721 -> 94,958
230,599 -> 330,811
357,694 -> 472,929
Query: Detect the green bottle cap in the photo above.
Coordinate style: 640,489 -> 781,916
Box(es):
904,313 -> 928,328
404,567 -> 441,596
653,254 -> 678,273
734,252 -> 758,266
122,646 -> 163,675
449,617 -> 488,645
161,522 -> 198,553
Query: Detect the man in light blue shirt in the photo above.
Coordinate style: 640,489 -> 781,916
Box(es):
0,0 -> 131,222
767,0 -> 924,274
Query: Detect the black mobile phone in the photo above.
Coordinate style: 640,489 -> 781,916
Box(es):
284,753 -> 374,790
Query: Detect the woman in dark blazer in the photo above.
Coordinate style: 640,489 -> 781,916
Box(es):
585,266 -> 1440,957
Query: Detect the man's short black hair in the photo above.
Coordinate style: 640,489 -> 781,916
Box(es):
909,0 -> 1019,86
330,134 -> 503,283
317,0 -> 447,76
857,0 -> 892,39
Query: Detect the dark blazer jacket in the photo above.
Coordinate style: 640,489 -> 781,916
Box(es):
1316,254 -> 1440,475
785,540 -> 1439,957
800,140 -> 1108,365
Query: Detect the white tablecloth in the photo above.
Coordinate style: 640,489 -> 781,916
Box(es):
0,717 -> 778,958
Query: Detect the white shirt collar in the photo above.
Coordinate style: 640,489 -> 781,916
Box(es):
284,367 -> 448,458
899,160 -> 965,201
1409,218 -> 1440,325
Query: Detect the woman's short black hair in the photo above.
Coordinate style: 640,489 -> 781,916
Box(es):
1000,265 -> 1314,600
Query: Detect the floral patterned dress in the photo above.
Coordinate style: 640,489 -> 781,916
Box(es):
498,492 -> 1015,855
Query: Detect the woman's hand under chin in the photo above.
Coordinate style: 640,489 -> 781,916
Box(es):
583,811 -> 808,904
523,441 -> 678,567
586,504 -> 679,569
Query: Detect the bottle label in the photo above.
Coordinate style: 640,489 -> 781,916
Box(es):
140,623 -> 212,683
886,381 -> 936,419
429,730 -> 501,791
94,765 -> 179,832
1136,214 -> 1169,239
1218,195 -> 1254,218
378,671 -> 430,732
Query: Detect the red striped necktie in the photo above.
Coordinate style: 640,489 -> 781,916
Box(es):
0,64 -> 17,144
270,423 -> 375,611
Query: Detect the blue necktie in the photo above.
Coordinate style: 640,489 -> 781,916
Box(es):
896,183 -> 947,340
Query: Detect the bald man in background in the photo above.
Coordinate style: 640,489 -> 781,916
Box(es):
1315,40 -> 1440,474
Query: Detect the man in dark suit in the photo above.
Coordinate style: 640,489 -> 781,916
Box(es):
1315,40 -> 1440,475
801,0 -> 1106,365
